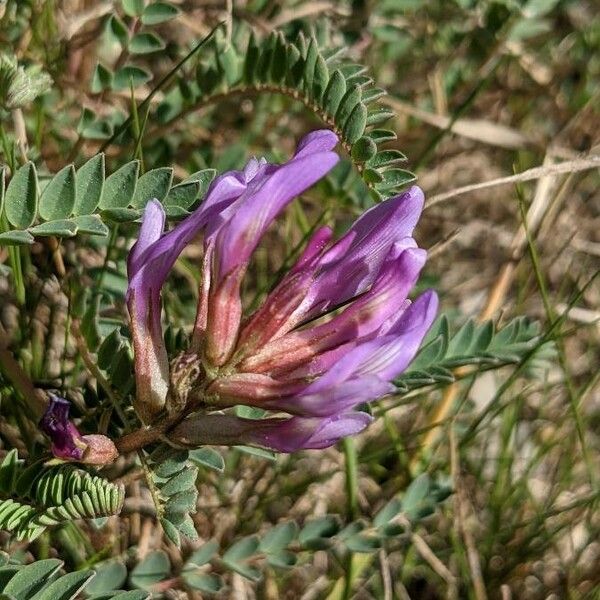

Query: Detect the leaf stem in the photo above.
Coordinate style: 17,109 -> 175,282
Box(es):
342,437 -> 358,520
99,22 -> 224,153
1,214 -> 26,305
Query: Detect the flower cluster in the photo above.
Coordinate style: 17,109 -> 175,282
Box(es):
126,130 -> 438,453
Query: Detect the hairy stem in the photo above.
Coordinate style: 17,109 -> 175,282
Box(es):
145,83 -> 354,158
114,412 -> 182,454
114,426 -> 164,454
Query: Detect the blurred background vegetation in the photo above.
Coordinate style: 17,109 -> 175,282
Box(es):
0,0 -> 599,598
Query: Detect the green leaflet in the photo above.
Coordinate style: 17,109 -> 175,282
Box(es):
75,154 -> 105,215
91,63 -> 112,93
323,70 -> 346,117
179,26 -> 416,200
39,165 -> 76,221
33,570 -> 96,600
1,26 -> 416,247
222,536 -> 261,581
0,167 -> 5,217
5,162 -> 38,229
112,65 -> 152,92
395,315 -> 546,393
121,0 -> 144,17
0,158 -> 215,246
129,32 -> 166,55
343,102 -> 368,144
99,160 -> 140,209
129,551 -> 170,591
141,2 -> 180,26
131,167 -> 173,208
0,452 -> 125,542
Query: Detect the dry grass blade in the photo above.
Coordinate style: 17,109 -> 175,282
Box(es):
385,97 -> 533,149
425,155 -> 600,208
57,1 -> 114,40
271,2 -> 349,28
411,532 -> 456,585
450,428 -> 488,600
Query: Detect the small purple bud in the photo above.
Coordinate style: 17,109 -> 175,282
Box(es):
40,395 -> 117,465
40,395 -> 86,461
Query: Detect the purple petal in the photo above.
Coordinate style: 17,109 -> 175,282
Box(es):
284,299 -> 412,380
168,411 -> 372,453
204,141 -> 339,364
208,373 -> 305,403
293,129 -> 339,158
126,169 -> 258,418
128,288 -> 170,423
202,163 -> 272,244
40,395 -> 86,460
204,265 -> 245,365
127,199 -> 166,278
355,290 -> 439,380
190,245 -> 214,349
321,186 -> 424,267
305,186 -> 425,313
289,226 -> 334,274
243,156 -> 267,181
249,412 -> 373,451
127,169 -> 250,298
209,368 -> 391,417
237,226 -> 335,352
274,376 -> 393,417
242,246 -> 427,376
214,150 -> 339,280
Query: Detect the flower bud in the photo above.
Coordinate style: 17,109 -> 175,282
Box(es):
40,395 -> 118,465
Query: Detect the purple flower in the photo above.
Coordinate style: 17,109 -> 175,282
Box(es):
40,394 -> 118,465
127,130 -> 438,452
40,395 -> 86,461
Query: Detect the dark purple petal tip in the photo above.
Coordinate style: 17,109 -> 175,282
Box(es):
40,394 -> 86,461
40,395 -> 119,464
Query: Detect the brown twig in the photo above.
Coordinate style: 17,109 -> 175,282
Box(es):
114,425 -> 165,454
